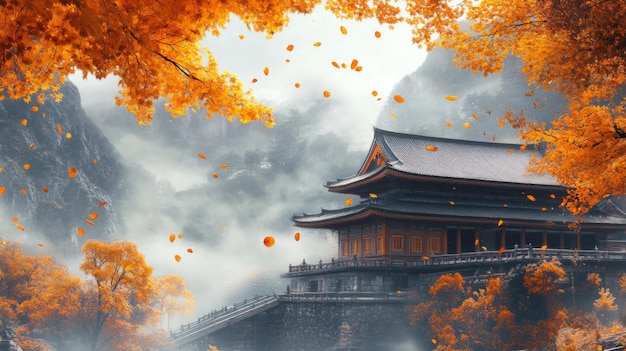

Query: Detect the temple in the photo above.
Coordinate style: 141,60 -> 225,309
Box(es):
285,128 -> 626,293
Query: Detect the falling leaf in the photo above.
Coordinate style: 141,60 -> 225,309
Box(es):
286,44 -> 294,51
369,193 -> 378,198
31,106 -> 38,112
422,256 -> 429,260
16,224 -> 25,231
38,243 -> 43,247
350,59 -> 358,70
550,194 -> 556,199
541,207 -> 547,211
251,78 -> 258,83
169,234 -> 176,243
506,149 -> 515,153
285,59 -> 290,63
503,203 -> 508,207
84,219 -> 95,226
331,61 -> 340,69
174,254 -> 181,262
498,247 -> 505,254
449,201 -> 455,205
77,228 -> 85,236
89,212 -> 98,219
475,239 -> 479,246
212,172 -> 218,178
12,217 -> 18,223
23,163 -> 30,170
29,143 -> 34,149
313,42 -> 321,47
198,153 -> 207,159
375,31 -> 381,38
187,248 -> 193,253
19,188 -> 25,195
445,95 -> 458,101
238,34 -> 244,39
393,95 -> 405,103
345,197 -> 353,206
0,167 -> 3,173
294,232 -> 301,241
481,245 -> 488,251
263,236 -> 275,247
425,145 -> 438,151
371,91 -> 378,97
471,113 -> 479,120
68,167 -> 77,179
21,119 -> 28,126
178,233 -> 183,239
498,219 -> 504,226
295,82 -> 301,88
431,339 -> 437,345
541,244 -> 548,249
263,67 -> 269,76
355,66 -> 363,72
464,122 -> 471,128
42,186 -> 48,193
341,63 -> 347,69
93,158 -> 98,164
221,223 -> 227,227
446,121 -> 452,128
99,201 -> 107,207
323,91 -> 331,98
57,123 -> 62,135
526,194 -> 536,202
0,186 -> 5,195
219,164 -> 229,169
340,25 -> 348,35
390,113 -> 396,119
65,132 -> 72,139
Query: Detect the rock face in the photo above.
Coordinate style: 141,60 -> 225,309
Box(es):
0,83 -> 124,253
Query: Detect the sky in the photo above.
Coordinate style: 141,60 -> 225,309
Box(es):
68,8 -> 430,323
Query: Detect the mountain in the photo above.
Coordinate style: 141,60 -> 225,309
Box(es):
376,48 -> 568,142
0,82 -> 124,255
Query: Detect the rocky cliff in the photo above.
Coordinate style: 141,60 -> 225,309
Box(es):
0,83 -> 124,254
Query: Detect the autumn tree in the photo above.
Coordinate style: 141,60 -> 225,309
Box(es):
0,241 -> 82,350
154,275 -> 194,331
78,240 -> 163,351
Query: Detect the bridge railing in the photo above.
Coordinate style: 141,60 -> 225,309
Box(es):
170,294 -> 278,340
286,248 -> 626,274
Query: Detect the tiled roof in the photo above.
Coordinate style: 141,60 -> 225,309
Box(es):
328,128 -> 557,188
292,197 -> 626,228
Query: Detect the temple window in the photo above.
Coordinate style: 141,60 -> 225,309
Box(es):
351,240 -> 359,256
341,241 -> 349,257
363,237 -> 373,254
429,237 -> 441,253
410,236 -> 423,253
392,235 -> 403,251
376,235 -> 384,254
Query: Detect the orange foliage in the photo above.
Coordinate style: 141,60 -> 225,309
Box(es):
154,275 -> 195,330
523,258 -> 567,295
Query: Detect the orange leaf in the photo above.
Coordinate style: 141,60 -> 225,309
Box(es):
345,197 -> 353,206
219,164 -> 229,169
313,42 -> 321,47
12,216 -> 18,223
93,158 -> 98,164
263,67 -> 269,76
323,91 -> 331,98
23,164 -> 30,170
99,201 -> 107,207
355,66 -> 362,72
42,186 -> 48,193
445,95 -> 458,101
57,123 -> 62,135
294,232 -> 301,241
550,194 -> 556,199
89,212 -> 98,219
198,153 -> 207,159
286,44 -> 294,51
263,236 -> 275,247
449,201 -> 455,205
77,228 -> 85,236
350,59 -> 358,70
446,121 -> 452,128
375,31 -> 381,38
169,234 -> 176,243
16,224 -> 25,231
68,167 -> 77,179
463,122 -> 471,128
541,244 -> 548,249
65,132 -> 72,139
21,119 -> 28,126
527,194 -> 536,201
19,188 -> 25,195
212,172 -> 218,178
295,82 -> 301,88
0,186 -> 5,195
84,219 -> 95,226
498,247 -> 505,254
31,106 -> 38,112
178,233 -> 183,239
174,254 -> 181,262
371,91 -> 378,97
497,219 -> 504,226
252,78 -> 258,83
331,61 -> 340,69
187,248 -> 193,253
471,113 -> 479,120
340,25 -> 348,35
393,95 -> 405,103
369,193 -> 378,198
425,145 -> 438,151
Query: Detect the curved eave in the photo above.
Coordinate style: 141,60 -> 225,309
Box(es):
293,202 -> 626,231
326,168 -> 566,194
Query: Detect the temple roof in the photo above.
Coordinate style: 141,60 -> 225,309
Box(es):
327,128 -> 557,189
293,196 -> 626,229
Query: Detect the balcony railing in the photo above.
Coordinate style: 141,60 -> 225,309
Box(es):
286,248 -> 626,274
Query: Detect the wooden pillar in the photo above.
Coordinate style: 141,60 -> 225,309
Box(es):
500,229 -> 506,249
560,232 -> 565,249
521,230 -> 526,247
542,231 -> 548,247
443,227 -> 448,255
576,228 -> 581,250
456,228 -> 462,254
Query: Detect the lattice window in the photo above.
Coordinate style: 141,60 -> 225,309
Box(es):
351,240 -> 359,256
430,237 -> 441,253
410,236 -> 423,252
363,237 -> 373,254
341,241 -> 349,257
392,235 -> 403,252
376,235 -> 384,254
